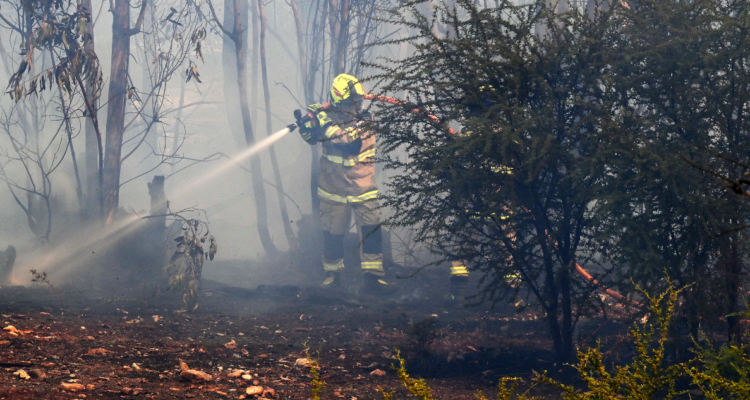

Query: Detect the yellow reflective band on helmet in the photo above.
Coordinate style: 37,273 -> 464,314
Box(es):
323,258 -> 344,272
331,74 -> 364,105
323,148 -> 376,166
318,188 -> 379,203
450,265 -> 469,275
361,261 -> 383,271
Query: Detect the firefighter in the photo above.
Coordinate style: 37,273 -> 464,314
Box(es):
296,74 -> 395,295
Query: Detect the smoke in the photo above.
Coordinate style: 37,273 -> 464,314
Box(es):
0,0 -> 411,294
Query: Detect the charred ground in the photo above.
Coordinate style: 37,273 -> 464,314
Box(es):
0,259 -> 616,400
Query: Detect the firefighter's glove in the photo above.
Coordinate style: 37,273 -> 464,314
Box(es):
298,124 -> 317,144
298,104 -> 325,144
307,103 -> 325,113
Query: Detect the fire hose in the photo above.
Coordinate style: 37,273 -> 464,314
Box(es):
288,93 -> 636,307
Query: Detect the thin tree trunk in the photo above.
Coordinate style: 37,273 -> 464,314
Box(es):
101,0 -> 147,224
561,263 -> 574,362
171,67 -> 186,175
290,0 -> 320,216
231,0 -> 278,256
335,0 -> 348,75
222,0 -> 245,149
81,0 -> 100,219
141,0 -> 158,174
290,0 -> 309,103
545,290 -> 565,363
57,81 -> 83,209
103,0 -> 132,224
258,0 -> 297,251
251,0 -> 259,123
726,236 -> 743,343
328,0 -> 339,76
75,70 -> 105,223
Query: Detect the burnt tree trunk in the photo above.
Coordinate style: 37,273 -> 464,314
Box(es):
148,175 -> 168,226
258,0 -> 297,251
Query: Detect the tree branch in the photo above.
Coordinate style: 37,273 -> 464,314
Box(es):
128,0 -> 150,35
205,0 -> 233,38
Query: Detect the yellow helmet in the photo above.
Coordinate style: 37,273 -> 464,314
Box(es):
331,74 -> 365,106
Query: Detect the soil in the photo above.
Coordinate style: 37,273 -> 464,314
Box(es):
0,259 -> 608,400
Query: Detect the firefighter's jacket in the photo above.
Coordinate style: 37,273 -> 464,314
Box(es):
317,109 -> 377,204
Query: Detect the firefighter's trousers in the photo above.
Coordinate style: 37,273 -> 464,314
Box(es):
320,198 -> 383,277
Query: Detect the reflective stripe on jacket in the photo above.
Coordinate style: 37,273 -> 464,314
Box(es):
318,109 -> 377,203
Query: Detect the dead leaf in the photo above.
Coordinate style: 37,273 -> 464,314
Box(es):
241,348 -> 249,356
61,382 -> 86,392
0,340 -> 9,347
87,348 -> 109,355
242,374 -> 253,381
14,369 -> 30,379
224,339 -> 237,349
3,325 -> 18,333
370,369 -> 386,377
262,387 -> 276,397
294,358 -> 311,367
246,386 -> 263,395
179,358 -> 213,382
180,369 -> 213,382
227,370 -> 243,378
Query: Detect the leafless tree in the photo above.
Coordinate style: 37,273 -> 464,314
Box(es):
207,0 -> 279,256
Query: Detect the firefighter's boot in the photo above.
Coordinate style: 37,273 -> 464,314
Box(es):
321,271 -> 343,289
362,273 -> 398,296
